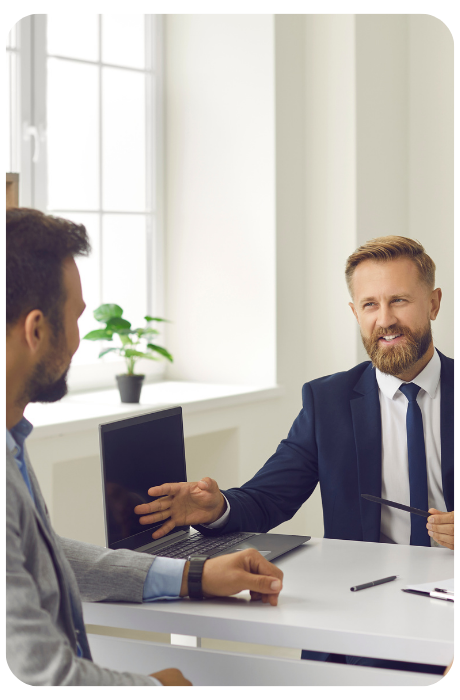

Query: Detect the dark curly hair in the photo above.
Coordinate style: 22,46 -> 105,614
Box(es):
6,208 -> 91,335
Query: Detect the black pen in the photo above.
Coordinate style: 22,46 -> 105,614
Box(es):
350,575 -> 399,592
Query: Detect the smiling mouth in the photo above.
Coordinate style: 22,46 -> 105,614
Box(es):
379,334 -> 403,343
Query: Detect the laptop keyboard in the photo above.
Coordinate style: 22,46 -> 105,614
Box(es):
145,531 -> 255,558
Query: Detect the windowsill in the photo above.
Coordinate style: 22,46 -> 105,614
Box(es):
24,381 -> 283,440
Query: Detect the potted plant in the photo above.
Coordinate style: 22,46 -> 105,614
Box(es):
83,303 -> 173,403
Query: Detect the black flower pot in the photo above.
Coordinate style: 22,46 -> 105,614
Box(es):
116,374 -> 145,403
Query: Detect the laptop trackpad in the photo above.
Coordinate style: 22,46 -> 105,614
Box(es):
235,547 -> 272,558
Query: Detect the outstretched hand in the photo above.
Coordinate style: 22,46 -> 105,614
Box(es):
134,477 -> 226,539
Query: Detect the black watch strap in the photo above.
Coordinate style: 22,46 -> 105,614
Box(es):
188,556 -> 208,599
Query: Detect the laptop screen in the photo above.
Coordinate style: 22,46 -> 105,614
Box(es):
100,407 -> 187,549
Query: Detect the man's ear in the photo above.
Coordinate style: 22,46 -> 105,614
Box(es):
23,309 -> 48,354
430,288 -> 442,321
349,301 -> 359,324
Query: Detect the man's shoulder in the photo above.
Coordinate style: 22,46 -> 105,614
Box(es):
305,360 -> 373,394
437,349 -> 454,366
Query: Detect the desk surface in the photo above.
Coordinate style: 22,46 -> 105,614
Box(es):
83,537 -> 454,666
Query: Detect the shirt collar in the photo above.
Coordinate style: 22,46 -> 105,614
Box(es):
375,348 -> 441,400
6,417 -> 34,454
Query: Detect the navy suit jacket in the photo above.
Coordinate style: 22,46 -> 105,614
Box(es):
198,350 -> 454,542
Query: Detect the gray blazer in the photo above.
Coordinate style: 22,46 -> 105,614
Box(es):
6,446 -> 161,685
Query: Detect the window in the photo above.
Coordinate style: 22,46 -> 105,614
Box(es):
7,14 -> 164,391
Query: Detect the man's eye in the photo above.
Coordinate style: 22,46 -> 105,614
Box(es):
392,298 -> 405,303
364,302 -> 375,308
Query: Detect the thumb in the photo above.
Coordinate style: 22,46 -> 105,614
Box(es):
243,573 -> 282,595
197,477 -> 215,490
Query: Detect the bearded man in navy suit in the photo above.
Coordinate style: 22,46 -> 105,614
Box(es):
136,236 -> 454,673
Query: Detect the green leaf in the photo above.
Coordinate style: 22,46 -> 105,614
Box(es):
94,304 -> 123,322
144,316 -> 170,323
98,347 -> 119,358
83,329 -> 114,341
147,344 -> 173,362
106,317 -> 131,331
136,327 -> 160,337
124,349 -> 150,358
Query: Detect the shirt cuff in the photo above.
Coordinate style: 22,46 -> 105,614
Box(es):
201,494 -> 230,529
142,556 -> 187,601
148,676 -> 163,685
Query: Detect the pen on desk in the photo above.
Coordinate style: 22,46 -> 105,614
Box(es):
350,575 -> 399,592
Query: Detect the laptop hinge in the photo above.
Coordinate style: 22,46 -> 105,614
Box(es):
136,529 -> 188,553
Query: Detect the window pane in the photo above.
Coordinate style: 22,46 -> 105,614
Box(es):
47,58 -> 99,210
62,213 -> 101,366
6,52 -> 11,172
6,50 -> 19,174
102,14 -> 145,69
47,14 -> 99,62
102,215 -> 147,331
102,67 -> 146,211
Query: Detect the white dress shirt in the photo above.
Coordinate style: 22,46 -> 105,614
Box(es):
206,350 -> 447,546
377,348 -> 446,546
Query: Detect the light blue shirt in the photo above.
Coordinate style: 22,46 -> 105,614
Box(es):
6,418 -> 186,603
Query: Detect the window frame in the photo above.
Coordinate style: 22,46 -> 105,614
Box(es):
8,14 -> 165,393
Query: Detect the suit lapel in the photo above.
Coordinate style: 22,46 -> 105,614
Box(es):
439,351 -> 454,511
350,364 -> 382,542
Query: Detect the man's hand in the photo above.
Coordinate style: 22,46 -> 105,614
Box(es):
180,549 -> 283,606
150,668 -> 192,685
427,509 -> 454,550
134,477 -> 226,539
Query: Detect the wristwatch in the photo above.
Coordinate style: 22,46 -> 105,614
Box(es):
187,556 -> 209,599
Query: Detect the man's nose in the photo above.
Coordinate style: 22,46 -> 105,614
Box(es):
376,304 -> 398,330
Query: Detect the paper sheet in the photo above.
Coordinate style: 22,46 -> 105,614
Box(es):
404,578 -> 454,594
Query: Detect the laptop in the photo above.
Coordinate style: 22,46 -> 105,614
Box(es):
99,406 -> 310,561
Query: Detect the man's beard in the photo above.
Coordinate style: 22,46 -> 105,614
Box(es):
25,347 -> 71,404
361,322 -> 432,376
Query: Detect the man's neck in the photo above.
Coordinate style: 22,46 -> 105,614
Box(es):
6,340 -> 30,430
6,402 -> 26,431
394,343 -> 435,383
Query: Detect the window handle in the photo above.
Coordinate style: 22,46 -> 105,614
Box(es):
23,123 -> 45,163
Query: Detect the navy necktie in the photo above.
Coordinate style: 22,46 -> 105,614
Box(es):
398,383 -> 430,547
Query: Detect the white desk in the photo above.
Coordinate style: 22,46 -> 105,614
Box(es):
84,537 -> 453,683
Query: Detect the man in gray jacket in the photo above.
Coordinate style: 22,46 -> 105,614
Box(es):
6,208 -> 284,686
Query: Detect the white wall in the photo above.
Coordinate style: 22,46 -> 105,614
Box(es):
354,14 -> 454,360
164,15 -> 276,386
408,15 -> 454,356
303,15 -> 358,377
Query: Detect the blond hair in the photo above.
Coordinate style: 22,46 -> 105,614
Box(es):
345,236 -> 436,296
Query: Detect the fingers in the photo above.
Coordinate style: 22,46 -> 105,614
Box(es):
151,519 -> 176,540
245,549 -> 284,583
238,551 -> 283,597
139,509 -> 171,526
427,511 -> 454,550
134,496 -> 173,515
428,529 -> 454,549
427,510 -> 454,525
426,511 -> 454,549
147,483 -> 184,498
250,591 -> 280,606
